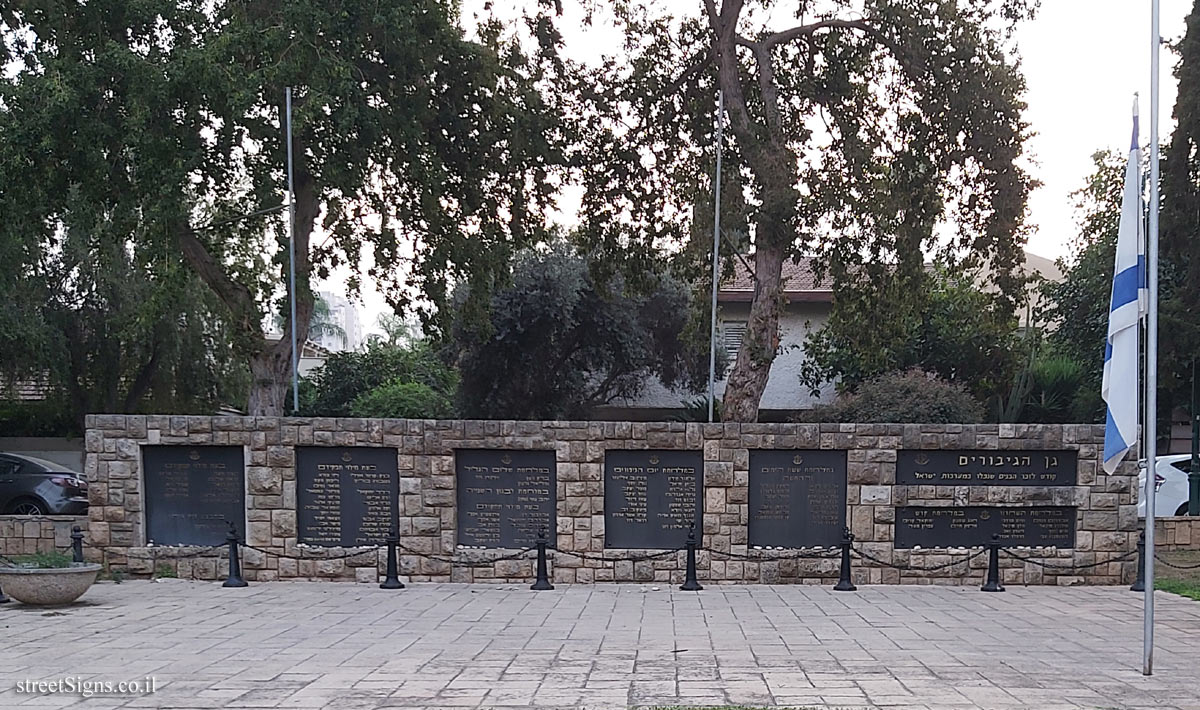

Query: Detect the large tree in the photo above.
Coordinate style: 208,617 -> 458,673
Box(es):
0,200 -> 247,432
572,0 -> 1035,421
1,0 -> 565,415
1160,1 -> 1200,425
447,245 -> 720,420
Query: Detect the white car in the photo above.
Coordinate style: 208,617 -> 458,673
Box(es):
1137,454 -> 1198,517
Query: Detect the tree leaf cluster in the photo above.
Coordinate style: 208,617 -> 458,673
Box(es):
447,244 -> 724,420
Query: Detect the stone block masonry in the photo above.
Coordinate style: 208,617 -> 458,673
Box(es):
82,416 -> 1140,585
0,515 -> 87,557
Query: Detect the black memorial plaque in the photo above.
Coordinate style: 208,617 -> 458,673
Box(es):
894,506 -> 1076,549
604,450 -> 703,549
456,450 -> 556,548
142,446 -> 246,546
748,450 -> 847,547
897,450 -> 1077,486
296,447 -> 398,547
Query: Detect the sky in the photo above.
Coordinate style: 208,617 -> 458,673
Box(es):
333,0 -> 1192,336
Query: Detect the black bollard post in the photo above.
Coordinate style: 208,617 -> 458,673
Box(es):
380,530 -> 405,590
531,527 -> 554,591
222,522 -> 248,588
680,521 -> 702,591
71,526 -> 84,564
1130,531 -> 1146,592
833,527 -> 857,592
981,534 -> 1005,592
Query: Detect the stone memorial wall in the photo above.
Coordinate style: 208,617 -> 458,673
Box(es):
83,416 -> 1139,586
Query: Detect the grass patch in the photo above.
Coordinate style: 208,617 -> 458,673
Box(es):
1156,578 -> 1200,601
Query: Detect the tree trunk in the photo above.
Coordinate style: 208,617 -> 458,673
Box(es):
706,1 -> 799,422
245,165 -> 318,416
722,242 -> 785,422
180,120 -> 318,417
247,345 -> 292,416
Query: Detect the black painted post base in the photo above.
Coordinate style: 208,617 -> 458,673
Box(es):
981,535 -> 1004,592
1130,531 -> 1146,592
680,523 -> 702,591
381,532 -> 405,590
222,524 -> 248,588
531,528 -> 554,591
71,526 -> 85,564
833,527 -> 857,592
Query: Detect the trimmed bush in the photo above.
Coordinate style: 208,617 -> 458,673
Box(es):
349,380 -> 454,419
805,369 -> 984,424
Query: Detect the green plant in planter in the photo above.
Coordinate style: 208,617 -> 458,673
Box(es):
9,551 -> 73,569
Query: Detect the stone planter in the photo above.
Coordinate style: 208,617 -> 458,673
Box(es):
0,563 -> 102,605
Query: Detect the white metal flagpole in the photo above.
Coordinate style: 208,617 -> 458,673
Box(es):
1143,0 -> 1160,677
286,87 -> 300,414
707,90 -> 724,424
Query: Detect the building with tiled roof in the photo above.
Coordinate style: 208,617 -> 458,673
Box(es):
595,256 -> 836,421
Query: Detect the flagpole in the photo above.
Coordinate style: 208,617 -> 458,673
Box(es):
286,87 -> 299,414
707,90 -> 724,424
1143,0 -> 1160,677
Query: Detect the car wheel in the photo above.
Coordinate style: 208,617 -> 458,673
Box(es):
1176,502 -> 1194,516
6,498 -> 48,515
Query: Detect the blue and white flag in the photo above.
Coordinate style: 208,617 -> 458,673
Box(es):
1102,100 -> 1148,474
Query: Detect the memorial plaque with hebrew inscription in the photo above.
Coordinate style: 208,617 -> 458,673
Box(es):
748,450 -> 847,547
296,447 -> 398,547
142,446 -> 246,546
456,450 -> 556,548
897,450 -> 1077,486
604,450 -> 703,549
894,506 -> 1076,548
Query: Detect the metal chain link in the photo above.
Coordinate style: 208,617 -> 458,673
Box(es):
853,546 -> 987,572
394,542 -> 535,567
92,544 -> 226,560
240,543 -> 381,562
1001,548 -> 1137,570
1153,554 -> 1200,570
705,547 -> 841,561
555,547 -> 683,563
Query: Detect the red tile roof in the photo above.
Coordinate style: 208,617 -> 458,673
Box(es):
718,256 -> 832,303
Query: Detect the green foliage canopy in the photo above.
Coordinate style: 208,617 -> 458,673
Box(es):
0,0 -> 567,414
448,246 -> 722,420
299,341 -> 457,419
569,0 -> 1036,420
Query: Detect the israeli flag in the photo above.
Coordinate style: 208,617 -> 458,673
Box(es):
1102,101 -> 1148,474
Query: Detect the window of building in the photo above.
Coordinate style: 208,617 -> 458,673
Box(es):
722,320 -> 747,358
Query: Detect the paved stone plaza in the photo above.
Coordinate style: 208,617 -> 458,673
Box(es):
1,581 -> 1199,710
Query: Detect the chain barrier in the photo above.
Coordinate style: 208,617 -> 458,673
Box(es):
704,547 -> 841,561
1153,554 -> 1200,571
91,544 -> 226,560
394,542 -> 536,567
852,546 -> 988,572
1000,548 -> 1138,571
554,547 -> 683,563
240,543 -> 381,562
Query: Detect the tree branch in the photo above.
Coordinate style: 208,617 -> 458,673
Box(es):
762,18 -> 877,49
178,228 -> 261,338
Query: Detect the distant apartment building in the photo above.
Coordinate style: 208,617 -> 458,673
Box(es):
311,291 -> 365,353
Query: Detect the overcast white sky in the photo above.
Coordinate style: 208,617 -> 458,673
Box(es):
334,1 -> 1192,334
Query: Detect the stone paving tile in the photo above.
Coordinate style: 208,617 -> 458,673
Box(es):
3,582 -> 1200,709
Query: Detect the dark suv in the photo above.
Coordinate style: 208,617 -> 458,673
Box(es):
0,453 -> 89,515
